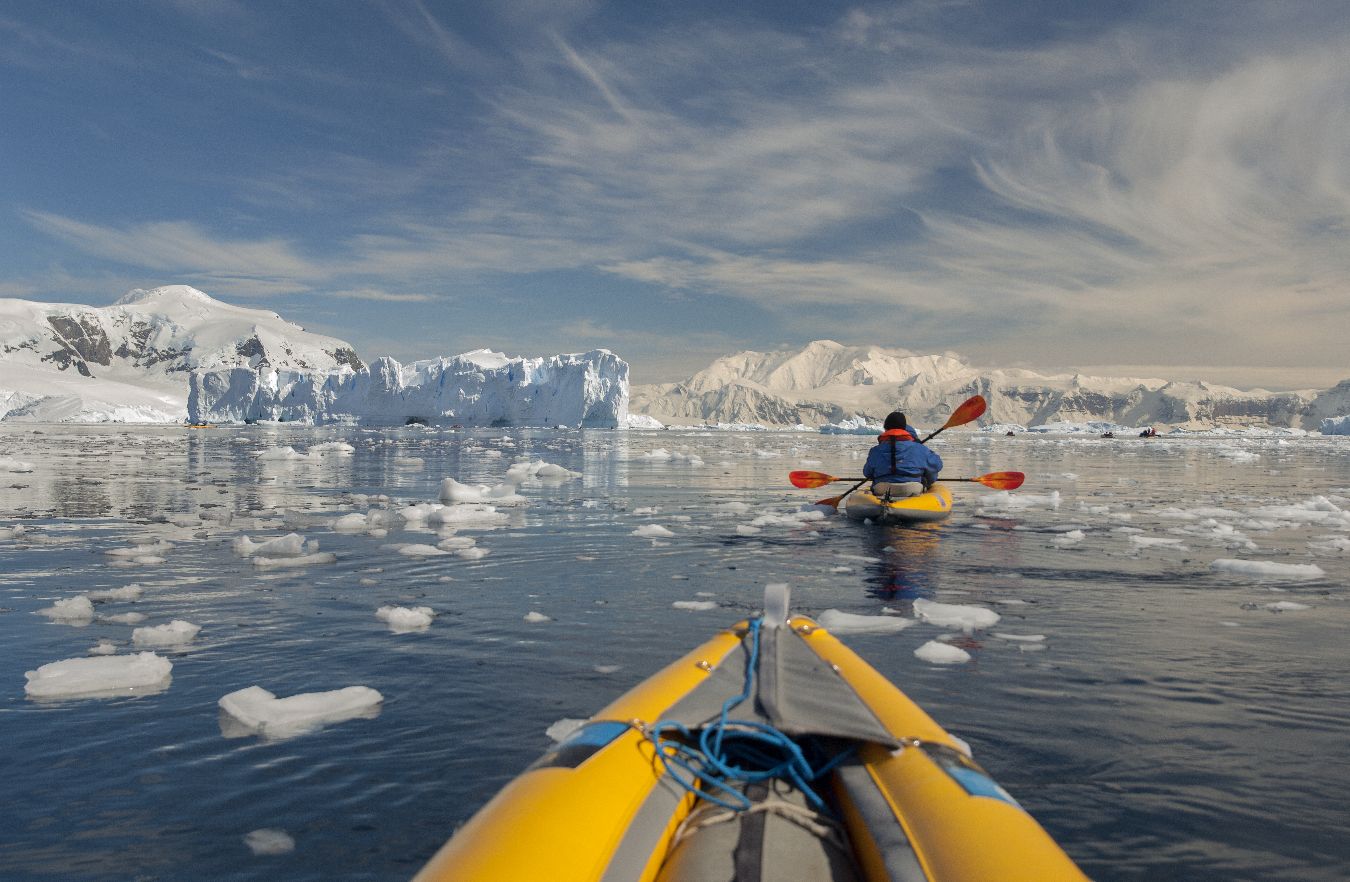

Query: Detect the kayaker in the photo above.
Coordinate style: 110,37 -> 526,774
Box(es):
863,411 -> 943,498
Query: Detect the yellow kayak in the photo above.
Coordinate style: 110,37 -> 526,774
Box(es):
415,587 -> 1087,882
844,483 -> 954,523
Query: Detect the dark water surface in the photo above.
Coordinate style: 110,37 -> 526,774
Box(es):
1,425 -> 1347,881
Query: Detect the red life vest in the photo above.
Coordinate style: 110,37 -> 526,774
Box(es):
876,428 -> 915,443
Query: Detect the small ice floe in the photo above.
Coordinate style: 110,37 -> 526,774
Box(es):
132,620 -> 201,647
308,441 -> 354,457
523,611 -> 552,623
233,533 -> 306,558
439,477 -> 526,506
456,547 -> 490,560
506,460 -> 581,482
830,566 -> 853,573
735,525 -> 762,536
978,490 -> 1061,512
1,524 -> 28,540
398,544 -> 449,557
594,664 -> 622,674
817,609 -> 915,635
376,605 -> 435,632
436,535 -> 477,550
993,632 -> 1046,643
243,828 -> 295,856
914,641 -> 971,665
1261,601 -> 1312,612
712,502 -> 751,516
632,524 -> 675,538
0,457 -> 35,473
750,509 -> 827,529
25,652 -> 173,699
1210,559 -> 1325,580
428,504 -> 510,528
1308,535 -> 1350,553
88,639 -> 118,656
87,584 -> 143,602
102,612 -> 147,625
105,541 -> 173,560
256,446 -> 309,461
1053,530 -> 1085,546
218,685 -> 383,740
398,503 -> 444,523
672,600 -> 718,611
253,552 -> 337,570
913,599 -> 1000,632
1130,535 -> 1189,551
545,718 -> 587,743
37,596 -> 95,624
331,513 -> 370,533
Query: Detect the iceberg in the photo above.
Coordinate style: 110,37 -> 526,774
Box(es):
1323,415 -> 1350,435
189,349 -> 629,428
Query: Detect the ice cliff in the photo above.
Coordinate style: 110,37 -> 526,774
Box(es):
188,349 -> 629,428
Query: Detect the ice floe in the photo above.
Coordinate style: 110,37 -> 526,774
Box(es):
914,641 -> 971,664
397,544 -> 449,557
25,652 -> 173,699
87,584 -> 144,601
672,600 -> 718,611
218,685 -> 383,740
132,620 -> 201,647
912,599 -> 1000,632
252,552 -> 337,569
1210,559 -> 1325,580
233,533 -> 306,557
37,595 -> 95,624
376,605 -> 435,632
0,456 -> 35,472
243,829 -> 295,856
633,524 -> 675,538
438,477 -> 527,506
523,611 -> 552,623
817,609 -> 915,634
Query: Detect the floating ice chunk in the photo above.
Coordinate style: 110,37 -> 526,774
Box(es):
712,502 -> 751,516
436,535 -> 477,550
506,460 -> 581,482
233,533 -> 306,558
25,652 -> 172,699
1131,535 -> 1189,550
38,596 -> 95,623
0,524 -> 28,539
914,641 -> 971,665
87,584 -> 144,602
256,446 -> 308,461
218,685 -> 383,740
1308,535 -> 1350,553
750,509 -> 827,528
672,600 -> 718,611
456,547 -> 490,560
376,605 -> 435,632
438,477 -> 527,506
103,612 -> 148,625
817,609 -> 915,634
979,490 -> 1060,511
633,524 -> 675,538
1263,600 -> 1311,612
546,718 -> 587,743
913,599 -> 1000,632
252,552 -> 337,570
308,441 -> 354,456
331,513 -> 369,532
105,541 -> 173,558
1053,530 -> 1085,545
735,525 -> 762,536
1210,559 -> 1325,580
639,448 -> 672,461
993,632 -> 1046,643
243,829 -> 295,856
398,544 -> 449,557
88,640 -> 118,656
398,503 -> 445,523
523,611 -> 552,623
594,664 -> 622,674
133,620 -> 201,647
0,457 -> 35,473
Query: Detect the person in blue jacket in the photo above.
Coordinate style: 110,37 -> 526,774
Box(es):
863,411 -> 943,498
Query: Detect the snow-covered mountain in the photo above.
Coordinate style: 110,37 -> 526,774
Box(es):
0,286 -> 363,422
631,340 -> 1350,431
188,349 -> 629,428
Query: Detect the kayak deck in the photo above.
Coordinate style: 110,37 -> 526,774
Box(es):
415,598 -> 1086,882
844,482 -> 954,522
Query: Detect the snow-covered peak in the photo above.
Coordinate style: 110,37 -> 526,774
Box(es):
113,285 -> 220,308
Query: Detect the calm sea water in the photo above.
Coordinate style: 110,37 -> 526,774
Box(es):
2,425 -> 1348,881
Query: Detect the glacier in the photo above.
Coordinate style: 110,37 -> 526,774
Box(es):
188,349 -> 629,428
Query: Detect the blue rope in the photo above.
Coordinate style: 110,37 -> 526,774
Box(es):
647,617 -> 842,813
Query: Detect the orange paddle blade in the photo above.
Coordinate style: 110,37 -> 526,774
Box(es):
815,494 -> 845,508
789,470 -> 840,489
943,395 -> 987,429
974,471 -> 1024,490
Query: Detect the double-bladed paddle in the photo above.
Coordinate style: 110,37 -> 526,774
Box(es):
790,469 -> 1025,491
801,395 -> 992,508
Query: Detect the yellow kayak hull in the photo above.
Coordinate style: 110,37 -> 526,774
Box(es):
415,616 -> 1087,882
844,483 -> 954,523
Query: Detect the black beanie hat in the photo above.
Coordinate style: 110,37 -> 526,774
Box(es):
883,411 -> 907,431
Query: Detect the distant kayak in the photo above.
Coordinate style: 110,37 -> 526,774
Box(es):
414,586 -> 1086,882
844,482 -> 954,523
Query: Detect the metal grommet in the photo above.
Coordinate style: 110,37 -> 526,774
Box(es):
695,660 -> 714,672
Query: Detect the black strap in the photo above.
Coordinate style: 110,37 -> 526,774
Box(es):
890,438 -> 897,474
733,782 -> 770,881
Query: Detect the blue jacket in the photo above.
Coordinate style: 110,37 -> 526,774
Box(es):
863,429 -> 943,485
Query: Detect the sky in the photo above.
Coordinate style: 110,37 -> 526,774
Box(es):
1,0 -> 1347,389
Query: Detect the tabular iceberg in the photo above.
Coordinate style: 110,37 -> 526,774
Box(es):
189,348 -> 630,428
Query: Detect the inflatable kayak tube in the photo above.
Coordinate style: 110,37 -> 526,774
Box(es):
844,483 -> 954,523
414,588 -> 1087,882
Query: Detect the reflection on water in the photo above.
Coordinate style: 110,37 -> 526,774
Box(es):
1,424 -> 1348,881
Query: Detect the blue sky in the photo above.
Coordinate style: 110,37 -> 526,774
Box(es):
2,1 -> 1347,388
